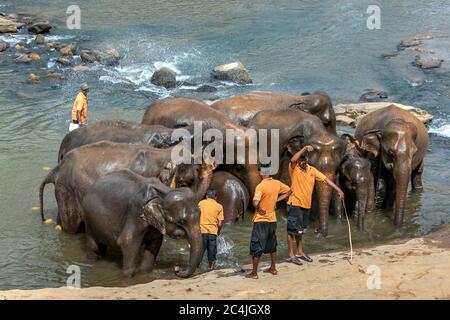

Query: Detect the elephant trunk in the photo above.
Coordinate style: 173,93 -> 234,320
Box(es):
355,183 -> 369,231
393,162 -> 411,226
176,226 -> 202,278
315,173 -> 334,237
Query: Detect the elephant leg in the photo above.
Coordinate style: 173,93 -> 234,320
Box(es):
139,233 -> 163,273
331,189 -> 343,220
344,193 -> 356,217
118,227 -> 145,278
86,234 -> 107,260
367,175 -> 376,212
411,160 -> 424,191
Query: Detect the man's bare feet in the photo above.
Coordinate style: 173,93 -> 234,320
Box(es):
245,272 -> 259,279
263,268 -> 278,275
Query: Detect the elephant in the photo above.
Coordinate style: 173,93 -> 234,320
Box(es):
210,91 -> 336,133
355,105 -> 429,226
39,141 -> 202,233
141,98 -> 243,132
332,134 -> 375,231
58,120 -> 185,162
210,171 -> 249,223
82,166 -> 214,278
231,109 -> 345,237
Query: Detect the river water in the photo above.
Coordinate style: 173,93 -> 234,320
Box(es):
0,0 -> 449,289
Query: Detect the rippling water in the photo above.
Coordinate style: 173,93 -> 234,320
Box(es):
0,0 -> 449,289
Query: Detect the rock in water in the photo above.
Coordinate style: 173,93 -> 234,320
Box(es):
47,71 -> 64,80
14,54 -> 32,63
60,42 -> 77,56
0,15 -> 24,33
94,49 -> 121,66
35,34 -> 45,44
56,57 -> 72,66
411,55 -> 443,69
196,84 -> 217,92
151,67 -> 177,88
0,42 -> 9,52
29,73 -> 40,82
211,61 -> 252,84
28,22 -> 52,34
359,89 -> 388,102
29,53 -> 41,61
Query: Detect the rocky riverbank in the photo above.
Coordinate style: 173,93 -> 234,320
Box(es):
1,225 -> 449,300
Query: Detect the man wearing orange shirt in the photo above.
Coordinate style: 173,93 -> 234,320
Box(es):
246,164 -> 290,280
198,189 -> 224,271
70,83 -> 89,131
287,145 -> 345,265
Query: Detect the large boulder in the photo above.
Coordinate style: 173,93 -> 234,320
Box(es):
334,102 -> 433,127
27,22 -> 52,34
0,42 -> 9,52
0,15 -> 23,33
211,61 -> 252,84
150,67 -> 177,88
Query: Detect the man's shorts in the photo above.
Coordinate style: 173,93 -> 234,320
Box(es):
201,233 -> 218,262
249,222 -> 277,257
287,205 -> 310,235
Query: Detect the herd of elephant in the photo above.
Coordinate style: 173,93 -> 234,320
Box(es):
39,91 -> 429,278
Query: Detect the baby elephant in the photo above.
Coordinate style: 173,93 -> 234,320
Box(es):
333,134 -> 375,231
210,172 -> 249,223
82,169 -> 209,278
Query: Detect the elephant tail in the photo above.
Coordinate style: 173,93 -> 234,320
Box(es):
39,168 -> 56,222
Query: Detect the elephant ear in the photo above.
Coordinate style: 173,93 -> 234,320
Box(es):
286,136 -> 305,155
341,133 -> 359,147
132,180 -> 170,235
142,197 -> 166,235
360,129 -> 382,158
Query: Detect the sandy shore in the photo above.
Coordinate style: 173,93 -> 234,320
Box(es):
1,226 -> 450,300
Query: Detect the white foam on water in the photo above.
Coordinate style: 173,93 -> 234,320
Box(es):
429,120 -> 450,138
217,235 -> 234,255
0,34 -> 75,45
98,51 -> 201,96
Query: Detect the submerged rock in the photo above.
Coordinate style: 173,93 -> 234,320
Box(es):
29,73 -> 40,82
29,52 -> 41,61
14,54 -> 32,63
0,42 -> 9,52
334,102 -> 433,127
15,43 -> 26,51
72,65 -> 90,72
151,67 -> 177,88
411,55 -> 443,69
211,61 -> 252,84
28,22 -> 52,34
359,89 -> 388,102
47,71 -> 64,80
56,57 -> 72,66
196,84 -> 217,92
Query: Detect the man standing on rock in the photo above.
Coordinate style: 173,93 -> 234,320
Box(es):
70,83 -> 89,131
286,145 -> 345,265
246,164 -> 290,279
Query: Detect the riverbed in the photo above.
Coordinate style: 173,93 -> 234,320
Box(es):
0,0 -> 449,290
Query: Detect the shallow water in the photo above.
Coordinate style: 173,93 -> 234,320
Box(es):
0,0 -> 449,289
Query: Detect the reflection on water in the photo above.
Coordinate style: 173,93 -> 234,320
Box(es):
0,0 -> 449,289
